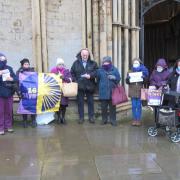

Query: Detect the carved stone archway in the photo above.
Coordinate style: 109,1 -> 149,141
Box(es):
140,0 -> 180,67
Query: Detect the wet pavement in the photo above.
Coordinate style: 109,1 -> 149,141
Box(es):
0,109 -> 180,180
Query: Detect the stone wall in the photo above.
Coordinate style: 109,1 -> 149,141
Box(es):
46,0 -> 83,70
0,0 -> 33,71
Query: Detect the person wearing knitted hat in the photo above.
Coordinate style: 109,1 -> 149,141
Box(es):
0,53 -> 17,135
51,58 -> 72,124
16,58 -> 36,128
126,58 -> 149,126
97,56 -> 120,126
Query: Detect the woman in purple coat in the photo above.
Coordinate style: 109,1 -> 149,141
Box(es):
150,58 -> 170,89
51,58 -> 72,124
150,58 -> 170,119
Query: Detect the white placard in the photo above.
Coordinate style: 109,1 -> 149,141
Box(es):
129,72 -> 143,83
2,69 -> 10,81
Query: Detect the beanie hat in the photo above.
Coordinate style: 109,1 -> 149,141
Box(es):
132,58 -> 143,65
102,56 -> 112,64
0,53 -> 7,60
56,58 -> 64,65
20,58 -> 30,66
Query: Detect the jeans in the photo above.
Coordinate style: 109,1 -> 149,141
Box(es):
77,90 -> 94,120
101,100 -> 116,123
131,97 -> 142,121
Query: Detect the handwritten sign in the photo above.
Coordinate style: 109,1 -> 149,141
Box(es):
129,72 -> 143,83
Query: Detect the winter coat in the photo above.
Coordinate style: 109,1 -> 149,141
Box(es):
150,59 -> 170,88
16,67 -> 35,97
51,67 -> 72,106
97,66 -> 120,100
167,70 -> 180,107
16,67 -> 35,78
126,64 -> 149,98
0,65 -> 17,97
71,54 -> 98,92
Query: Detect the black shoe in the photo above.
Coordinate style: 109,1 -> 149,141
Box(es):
101,121 -> 107,125
31,120 -> 37,128
89,118 -> 95,124
78,119 -> 84,124
23,121 -> 28,128
61,118 -> 67,125
111,121 -> 117,126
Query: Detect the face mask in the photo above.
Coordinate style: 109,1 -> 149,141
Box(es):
177,66 -> 180,71
133,63 -> 140,68
102,63 -> 112,71
157,66 -> 163,72
0,60 -> 7,69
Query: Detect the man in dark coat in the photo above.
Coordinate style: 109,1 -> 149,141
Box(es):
71,48 -> 98,124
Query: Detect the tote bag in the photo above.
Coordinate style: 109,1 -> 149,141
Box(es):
112,85 -> 128,105
62,81 -> 78,97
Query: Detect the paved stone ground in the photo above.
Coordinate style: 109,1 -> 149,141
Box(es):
0,108 -> 180,180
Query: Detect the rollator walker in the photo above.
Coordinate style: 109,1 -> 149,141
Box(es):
147,88 -> 180,143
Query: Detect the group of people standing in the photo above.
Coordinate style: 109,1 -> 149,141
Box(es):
126,57 -> 180,126
0,48 -> 180,135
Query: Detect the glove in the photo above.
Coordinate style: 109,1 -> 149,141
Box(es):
108,75 -> 116,80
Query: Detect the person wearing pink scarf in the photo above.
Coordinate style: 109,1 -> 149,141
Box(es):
51,58 -> 72,124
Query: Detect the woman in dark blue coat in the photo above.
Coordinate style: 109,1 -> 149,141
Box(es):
0,53 -> 17,135
97,56 -> 120,126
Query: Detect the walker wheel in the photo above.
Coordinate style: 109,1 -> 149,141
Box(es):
148,127 -> 158,137
170,132 -> 180,143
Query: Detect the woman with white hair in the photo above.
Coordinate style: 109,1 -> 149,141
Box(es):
51,58 -> 72,124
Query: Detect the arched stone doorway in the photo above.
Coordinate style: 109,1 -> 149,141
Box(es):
141,0 -> 180,72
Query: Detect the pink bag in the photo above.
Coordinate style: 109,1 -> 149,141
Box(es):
141,88 -> 148,100
112,85 -> 128,105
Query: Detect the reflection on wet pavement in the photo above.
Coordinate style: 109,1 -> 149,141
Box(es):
0,114 -> 180,180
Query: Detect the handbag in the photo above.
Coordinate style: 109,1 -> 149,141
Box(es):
112,85 -> 128,105
62,80 -> 78,97
141,88 -> 148,100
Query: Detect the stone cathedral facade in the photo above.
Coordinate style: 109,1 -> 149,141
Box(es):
0,0 -> 180,83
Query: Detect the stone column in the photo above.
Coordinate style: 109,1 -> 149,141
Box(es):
118,0 -> 122,76
82,0 -> 87,48
124,0 -> 129,89
99,0 -> 107,61
106,0 -> 112,57
31,0 -> 42,72
131,0 -> 136,61
40,0 -> 48,72
113,0 -> 118,67
87,0 -> 93,53
136,30 -> 140,58
92,0 -> 100,63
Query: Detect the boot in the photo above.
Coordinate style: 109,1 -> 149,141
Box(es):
57,111 -> 62,124
61,107 -> 67,125
22,115 -> 28,128
31,115 -> 37,128
23,120 -> 28,128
